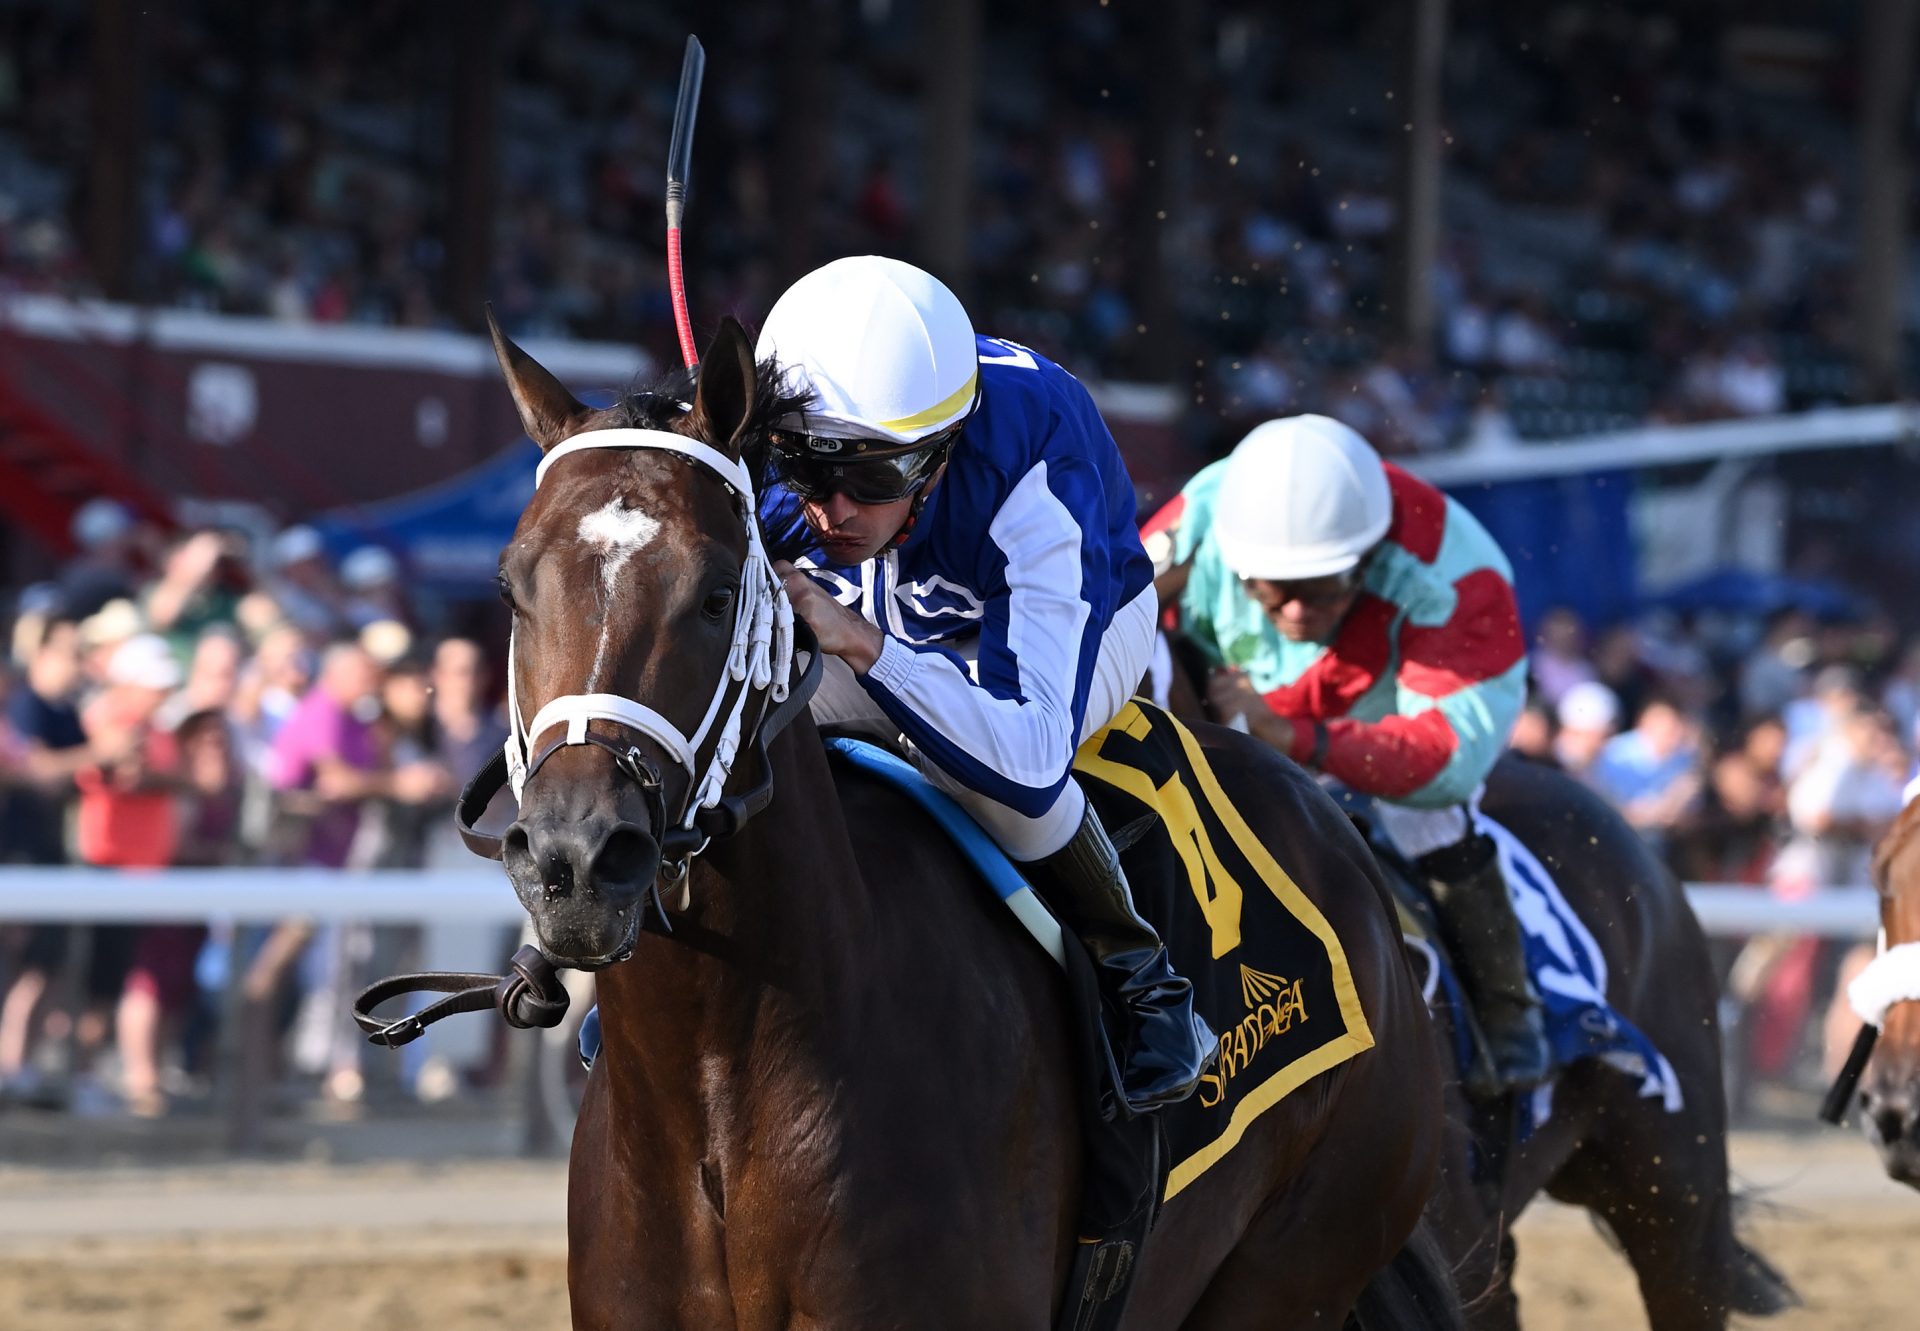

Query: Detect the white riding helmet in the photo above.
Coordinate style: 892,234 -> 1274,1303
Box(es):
1212,415 -> 1393,581
755,256 -> 979,446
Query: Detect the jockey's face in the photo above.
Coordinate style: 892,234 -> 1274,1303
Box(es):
800,489 -> 920,565
1241,568 -> 1365,644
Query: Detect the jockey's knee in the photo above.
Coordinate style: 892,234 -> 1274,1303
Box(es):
1415,824 -> 1498,880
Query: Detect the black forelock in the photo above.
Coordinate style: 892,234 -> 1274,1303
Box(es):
607,357 -> 808,447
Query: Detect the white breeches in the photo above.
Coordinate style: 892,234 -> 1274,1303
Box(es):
810,586 -> 1158,860
1370,785 -> 1486,862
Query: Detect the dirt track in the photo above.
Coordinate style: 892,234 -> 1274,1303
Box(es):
0,1134 -> 1912,1330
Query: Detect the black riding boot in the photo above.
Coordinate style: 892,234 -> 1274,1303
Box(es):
1030,803 -> 1217,1116
1423,833 -> 1552,1091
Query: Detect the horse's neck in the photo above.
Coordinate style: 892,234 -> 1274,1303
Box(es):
592,716 -> 869,1121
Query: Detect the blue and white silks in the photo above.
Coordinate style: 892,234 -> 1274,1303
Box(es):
760,336 -> 1153,821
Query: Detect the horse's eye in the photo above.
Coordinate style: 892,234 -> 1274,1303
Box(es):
496,572 -> 517,610
701,586 -> 736,621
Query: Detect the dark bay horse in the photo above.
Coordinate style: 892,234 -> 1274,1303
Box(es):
1852,797 -> 1920,1187
484,313 -> 1459,1329
1422,758 -> 1793,1329
1157,671 -> 1794,1328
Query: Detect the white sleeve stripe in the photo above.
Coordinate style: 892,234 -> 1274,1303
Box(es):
879,460 -> 1092,790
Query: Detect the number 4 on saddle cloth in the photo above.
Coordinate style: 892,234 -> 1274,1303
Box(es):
1329,785 -> 1684,1140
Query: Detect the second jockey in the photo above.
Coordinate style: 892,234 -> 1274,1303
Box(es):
1146,414 -> 1551,1090
754,255 -> 1215,1115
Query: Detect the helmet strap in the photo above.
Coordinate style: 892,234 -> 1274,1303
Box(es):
886,453 -> 951,548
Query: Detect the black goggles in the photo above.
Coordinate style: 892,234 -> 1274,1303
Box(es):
770,425 -> 960,505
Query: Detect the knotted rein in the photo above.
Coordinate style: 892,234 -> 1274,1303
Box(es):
354,425 -> 821,1047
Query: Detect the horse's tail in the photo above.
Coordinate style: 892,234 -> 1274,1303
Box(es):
1345,1219 -> 1465,1331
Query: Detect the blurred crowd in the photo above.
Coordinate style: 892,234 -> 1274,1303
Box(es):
1511,602 -> 1918,1105
0,499 -> 508,1117
0,2 -> 1873,449
4,491 -> 1915,1119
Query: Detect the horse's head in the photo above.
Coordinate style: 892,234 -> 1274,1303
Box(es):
1860,808 -> 1920,1188
485,311 -> 799,966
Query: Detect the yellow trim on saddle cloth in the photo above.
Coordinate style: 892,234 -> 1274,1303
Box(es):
1072,701 -> 1375,1203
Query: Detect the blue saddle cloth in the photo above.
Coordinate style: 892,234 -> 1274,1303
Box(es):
1336,788 -> 1682,1136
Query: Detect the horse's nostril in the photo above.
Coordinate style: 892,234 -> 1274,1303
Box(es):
593,825 -> 654,889
504,824 -> 532,861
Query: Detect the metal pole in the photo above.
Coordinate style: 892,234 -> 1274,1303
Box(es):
1854,0 -> 1917,400
444,0 -> 503,332
84,0 -> 144,302
918,0 -> 980,293
1388,0 -> 1450,349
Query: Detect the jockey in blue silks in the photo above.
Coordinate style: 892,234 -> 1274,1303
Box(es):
757,255 -> 1214,1115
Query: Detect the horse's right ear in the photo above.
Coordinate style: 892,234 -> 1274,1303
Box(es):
487,304 -> 592,452
688,316 -> 760,460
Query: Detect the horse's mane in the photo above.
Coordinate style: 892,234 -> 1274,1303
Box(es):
606,358 -> 809,487
1871,797 -> 1920,896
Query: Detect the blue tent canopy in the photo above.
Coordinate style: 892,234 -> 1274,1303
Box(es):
1646,569 -> 1864,621
315,439 -> 539,592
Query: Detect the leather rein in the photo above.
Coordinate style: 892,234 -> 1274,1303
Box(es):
354,425 -> 822,1048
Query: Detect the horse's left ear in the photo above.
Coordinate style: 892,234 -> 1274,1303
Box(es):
689,316 -> 760,461
487,304 -> 593,453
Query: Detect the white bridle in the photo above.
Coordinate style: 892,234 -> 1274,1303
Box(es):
503,427 -> 794,858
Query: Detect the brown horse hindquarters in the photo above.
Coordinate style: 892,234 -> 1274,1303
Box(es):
1445,757 -> 1766,1331
1128,724 -> 1449,1330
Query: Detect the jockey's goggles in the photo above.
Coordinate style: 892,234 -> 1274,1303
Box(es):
770,419 -> 964,505
1241,566 -> 1366,609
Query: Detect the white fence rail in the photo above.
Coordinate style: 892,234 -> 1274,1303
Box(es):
0,868 -> 526,924
0,870 -> 1881,937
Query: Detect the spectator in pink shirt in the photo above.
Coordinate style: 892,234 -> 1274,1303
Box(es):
262,642 -> 446,1103
267,643 -> 445,866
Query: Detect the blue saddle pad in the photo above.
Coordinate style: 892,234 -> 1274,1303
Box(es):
823,737 -> 1035,905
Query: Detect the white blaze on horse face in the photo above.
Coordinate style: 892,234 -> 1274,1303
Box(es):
578,498 -> 661,597
578,498 -> 660,686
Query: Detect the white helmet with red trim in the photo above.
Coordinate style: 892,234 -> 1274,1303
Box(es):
1213,415 -> 1392,581
755,256 -> 979,447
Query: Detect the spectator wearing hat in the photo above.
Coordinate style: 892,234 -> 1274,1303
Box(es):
56,499 -> 142,621
75,599 -> 145,686
35,635 -> 188,1112
265,526 -> 347,639
340,547 -> 407,630
75,635 -> 184,871
1587,695 -> 1704,858
1553,680 -> 1620,779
